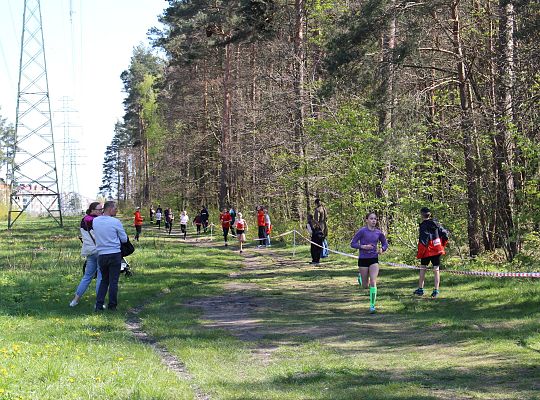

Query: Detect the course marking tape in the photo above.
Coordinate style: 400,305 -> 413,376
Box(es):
288,230 -> 540,279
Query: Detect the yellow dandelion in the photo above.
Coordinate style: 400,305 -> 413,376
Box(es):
117,357 -> 124,361
69,378 -> 75,383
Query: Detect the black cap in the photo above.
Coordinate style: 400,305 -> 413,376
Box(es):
420,207 -> 431,214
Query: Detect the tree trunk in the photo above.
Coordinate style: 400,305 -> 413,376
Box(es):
293,0 -> 309,219
451,1 -> 481,257
375,2 -> 396,233
494,0 -> 517,260
219,42 -> 232,210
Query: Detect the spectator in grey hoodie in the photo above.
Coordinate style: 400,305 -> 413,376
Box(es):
92,201 -> 128,312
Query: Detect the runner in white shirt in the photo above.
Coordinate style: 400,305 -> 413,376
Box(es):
179,211 -> 189,240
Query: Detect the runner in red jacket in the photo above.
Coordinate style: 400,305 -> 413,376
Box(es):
414,207 -> 449,298
219,208 -> 232,246
256,206 -> 266,248
134,207 -> 144,241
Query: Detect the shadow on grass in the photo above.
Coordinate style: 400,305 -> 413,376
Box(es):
213,362 -> 539,400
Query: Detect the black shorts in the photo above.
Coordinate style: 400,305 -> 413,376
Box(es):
236,229 -> 245,235
358,257 -> 379,268
420,255 -> 441,267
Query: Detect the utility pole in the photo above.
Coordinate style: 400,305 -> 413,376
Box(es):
8,0 -> 63,228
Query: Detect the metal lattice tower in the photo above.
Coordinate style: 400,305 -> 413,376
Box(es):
8,0 -> 62,228
58,96 -> 82,215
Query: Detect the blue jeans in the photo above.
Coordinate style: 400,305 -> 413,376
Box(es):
96,252 -> 122,309
75,253 -> 102,297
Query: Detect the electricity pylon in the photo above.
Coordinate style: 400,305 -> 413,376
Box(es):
8,0 -> 63,228
58,96 -> 82,215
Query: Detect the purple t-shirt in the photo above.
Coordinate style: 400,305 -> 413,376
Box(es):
350,226 -> 388,258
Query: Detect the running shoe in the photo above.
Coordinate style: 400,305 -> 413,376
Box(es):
369,305 -> 376,314
413,288 -> 424,296
431,289 -> 440,298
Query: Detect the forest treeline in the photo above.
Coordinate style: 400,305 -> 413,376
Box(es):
98,0 -> 539,263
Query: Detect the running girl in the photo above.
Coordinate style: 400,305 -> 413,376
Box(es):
234,212 -> 248,253
180,211 -> 189,240
166,208 -> 174,234
350,212 -> 388,313
155,209 -> 162,229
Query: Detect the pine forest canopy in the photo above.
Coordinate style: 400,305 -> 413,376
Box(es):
99,0 -> 540,263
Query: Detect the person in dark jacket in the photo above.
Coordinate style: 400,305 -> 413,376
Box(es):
306,214 -> 324,264
193,213 -> 203,235
229,206 -> 237,236
200,206 -> 209,233
414,207 -> 449,298
164,208 -> 171,230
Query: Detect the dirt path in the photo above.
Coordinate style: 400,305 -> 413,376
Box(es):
182,238 -> 451,360
183,239 -> 364,365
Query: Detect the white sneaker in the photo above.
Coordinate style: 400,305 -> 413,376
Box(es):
69,300 -> 78,307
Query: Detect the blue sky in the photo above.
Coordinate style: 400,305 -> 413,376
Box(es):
0,0 -> 166,200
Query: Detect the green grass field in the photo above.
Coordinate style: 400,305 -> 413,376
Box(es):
1,218 -> 539,399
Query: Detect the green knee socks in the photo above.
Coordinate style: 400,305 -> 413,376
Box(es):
357,273 -> 362,286
369,286 -> 377,308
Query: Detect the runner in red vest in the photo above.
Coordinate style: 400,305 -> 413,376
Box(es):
414,207 -> 449,298
234,212 -> 248,253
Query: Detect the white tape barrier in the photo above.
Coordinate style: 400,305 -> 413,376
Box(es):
289,230 -> 540,279
251,230 -> 295,242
